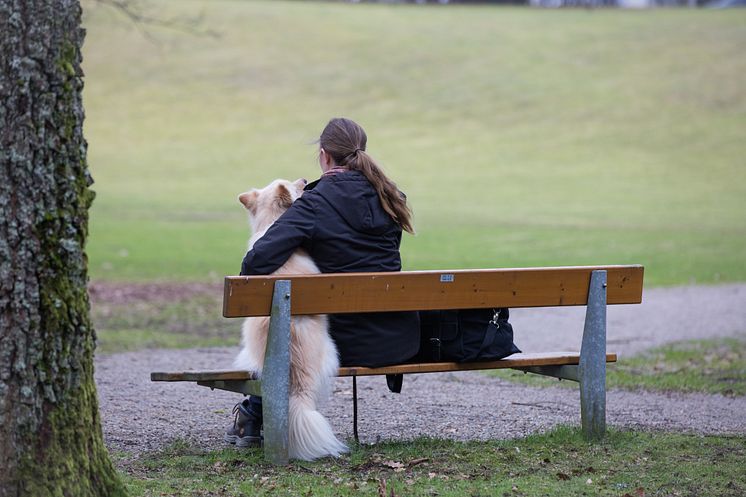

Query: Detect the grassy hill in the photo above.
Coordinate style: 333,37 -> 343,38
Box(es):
81,1 -> 746,285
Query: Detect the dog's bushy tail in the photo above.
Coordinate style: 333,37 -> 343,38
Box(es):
286,316 -> 346,461
288,393 -> 348,461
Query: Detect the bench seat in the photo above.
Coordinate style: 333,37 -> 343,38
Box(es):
151,351 -> 617,382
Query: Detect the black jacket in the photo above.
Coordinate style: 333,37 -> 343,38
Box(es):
241,170 -> 420,367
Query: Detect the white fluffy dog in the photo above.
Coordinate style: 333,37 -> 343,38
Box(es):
233,178 -> 347,461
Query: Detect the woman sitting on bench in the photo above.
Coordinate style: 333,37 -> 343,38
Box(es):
226,117 -> 420,447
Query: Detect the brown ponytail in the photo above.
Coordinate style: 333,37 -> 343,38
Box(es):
319,118 -> 414,234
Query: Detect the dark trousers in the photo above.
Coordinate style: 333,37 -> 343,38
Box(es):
248,395 -> 263,419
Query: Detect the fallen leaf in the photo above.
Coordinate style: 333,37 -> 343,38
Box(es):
408,457 -> 429,467
382,460 -> 406,470
556,472 -> 570,481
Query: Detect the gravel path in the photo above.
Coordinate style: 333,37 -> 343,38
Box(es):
96,284 -> 746,455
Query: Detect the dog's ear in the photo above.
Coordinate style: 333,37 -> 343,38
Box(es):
275,183 -> 293,209
238,190 -> 259,214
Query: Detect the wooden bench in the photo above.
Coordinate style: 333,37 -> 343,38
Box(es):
151,265 -> 644,464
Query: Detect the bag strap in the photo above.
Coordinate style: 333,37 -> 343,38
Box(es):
472,309 -> 500,360
386,373 -> 403,393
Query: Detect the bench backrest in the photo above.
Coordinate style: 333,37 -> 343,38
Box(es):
223,265 -> 643,317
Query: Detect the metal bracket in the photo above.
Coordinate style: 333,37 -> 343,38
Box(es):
196,380 -> 262,396
513,364 -> 579,382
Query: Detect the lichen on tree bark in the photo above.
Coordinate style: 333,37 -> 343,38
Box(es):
0,1 -> 125,495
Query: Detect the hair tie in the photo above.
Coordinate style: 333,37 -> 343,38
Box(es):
344,149 -> 363,163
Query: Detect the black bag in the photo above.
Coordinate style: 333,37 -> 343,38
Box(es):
417,308 -> 521,362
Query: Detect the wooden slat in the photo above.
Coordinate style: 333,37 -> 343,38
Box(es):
151,370 -> 256,382
336,352 -> 617,377
150,352 -> 617,382
223,265 -> 643,317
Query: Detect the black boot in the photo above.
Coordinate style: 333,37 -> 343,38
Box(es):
224,397 -> 262,447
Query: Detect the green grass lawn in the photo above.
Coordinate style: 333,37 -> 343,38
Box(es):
116,427 -> 745,497
81,1 -> 746,286
609,337 -> 746,396
91,287 -> 234,353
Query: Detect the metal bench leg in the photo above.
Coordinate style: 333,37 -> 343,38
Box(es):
579,270 -> 607,440
262,280 -> 292,465
352,375 -> 359,443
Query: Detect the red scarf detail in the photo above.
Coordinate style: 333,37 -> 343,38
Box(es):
322,167 -> 349,177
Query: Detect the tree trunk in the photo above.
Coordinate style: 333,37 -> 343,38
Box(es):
0,1 -> 125,495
